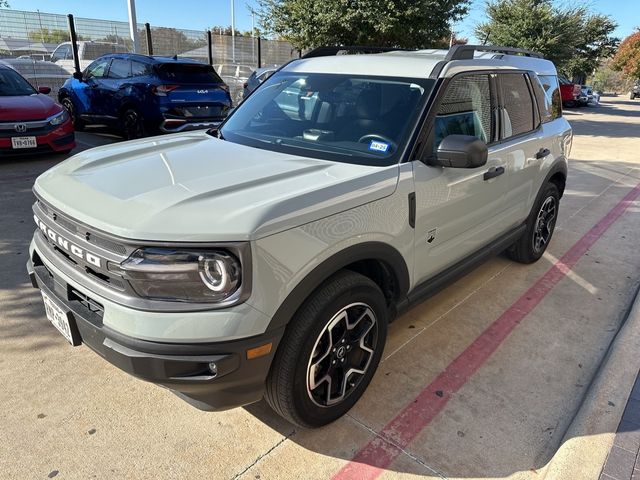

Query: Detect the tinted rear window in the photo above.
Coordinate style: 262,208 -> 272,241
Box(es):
158,64 -> 223,84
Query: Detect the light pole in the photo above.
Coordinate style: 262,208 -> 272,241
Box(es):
127,0 -> 140,53
231,0 -> 235,63
250,8 -> 255,65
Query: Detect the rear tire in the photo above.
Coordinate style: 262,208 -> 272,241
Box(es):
507,182 -> 560,264
61,97 -> 84,131
265,270 -> 388,428
120,108 -> 145,140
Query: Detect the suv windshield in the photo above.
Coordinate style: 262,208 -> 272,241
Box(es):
158,64 -> 223,84
0,68 -> 36,96
220,72 -> 434,166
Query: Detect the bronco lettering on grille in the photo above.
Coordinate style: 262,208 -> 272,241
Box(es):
34,214 -> 103,268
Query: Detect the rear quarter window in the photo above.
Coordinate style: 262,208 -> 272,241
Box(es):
537,75 -> 562,120
500,73 -> 535,138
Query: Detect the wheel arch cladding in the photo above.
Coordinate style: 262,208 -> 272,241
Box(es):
544,160 -> 568,198
266,242 -> 410,332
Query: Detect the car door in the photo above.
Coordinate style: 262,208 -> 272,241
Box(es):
100,57 -> 132,119
496,72 -> 550,226
412,72 -> 511,284
72,58 -> 111,118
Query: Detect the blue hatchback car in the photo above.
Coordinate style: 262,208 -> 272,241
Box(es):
58,54 -> 232,139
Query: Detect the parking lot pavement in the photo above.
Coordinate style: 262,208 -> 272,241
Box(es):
1,98 -> 639,480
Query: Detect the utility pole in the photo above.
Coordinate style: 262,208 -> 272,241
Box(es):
250,8 -> 255,65
231,0 -> 235,63
127,0 -> 140,54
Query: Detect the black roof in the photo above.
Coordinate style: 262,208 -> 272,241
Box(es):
98,53 -> 209,65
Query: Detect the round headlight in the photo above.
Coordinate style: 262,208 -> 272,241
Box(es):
198,252 -> 240,294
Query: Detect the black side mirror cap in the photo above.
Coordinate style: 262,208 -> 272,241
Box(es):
72,71 -> 83,81
432,134 -> 488,168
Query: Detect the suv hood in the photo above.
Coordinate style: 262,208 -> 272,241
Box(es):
34,131 -> 399,241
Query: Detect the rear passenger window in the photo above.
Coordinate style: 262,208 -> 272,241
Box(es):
500,73 -> 535,138
131,61 -> 151,77
433,74 -> 493,149
537,75 -> 562,120
108,59 -> 131,79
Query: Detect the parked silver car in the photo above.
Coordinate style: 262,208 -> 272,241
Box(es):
27,45 -> 571,428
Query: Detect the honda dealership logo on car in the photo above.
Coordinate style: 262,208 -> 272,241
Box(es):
33,215 -> 103,268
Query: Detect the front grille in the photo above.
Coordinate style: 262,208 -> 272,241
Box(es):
0,126 -> 53,138
69,287 -> 104,318
37,199 -> 127,256
49,240 -> 125,291
32,251 -> 105,323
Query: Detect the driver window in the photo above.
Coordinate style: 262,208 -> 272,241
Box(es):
433,74 -> 493,150
85,59 -> 110,80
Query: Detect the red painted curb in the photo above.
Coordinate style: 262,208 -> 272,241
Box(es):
333,182 -> 640,480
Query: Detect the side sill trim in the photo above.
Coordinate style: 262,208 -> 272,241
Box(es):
397,223 -> 526,313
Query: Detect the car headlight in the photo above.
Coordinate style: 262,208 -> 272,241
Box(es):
119,248 -> 243,303
49,109 -> 70,126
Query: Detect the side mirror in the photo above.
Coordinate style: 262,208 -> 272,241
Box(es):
432,135 -> 488,168
72,71 -> 83,81
37,86 -> 51,95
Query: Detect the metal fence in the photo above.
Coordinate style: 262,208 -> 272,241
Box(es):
0,8 -> 298,103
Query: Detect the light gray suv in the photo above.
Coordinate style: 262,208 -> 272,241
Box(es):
27,45 -> 572,428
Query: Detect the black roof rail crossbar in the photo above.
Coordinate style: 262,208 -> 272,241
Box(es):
301,45 -> 414,59
445,44 -> 544,61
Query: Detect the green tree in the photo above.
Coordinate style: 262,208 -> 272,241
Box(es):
592,58 -> 634,93
612,30 -> 640,79
475,0 -> 617,78
28,28 -> 72,44
258,0 -> 470,50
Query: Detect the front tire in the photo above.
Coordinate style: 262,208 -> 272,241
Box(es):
265,270 -> 388,428
507,182 -> 560,264
61,97 -> 84,131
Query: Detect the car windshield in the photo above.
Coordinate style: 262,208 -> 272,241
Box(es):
158,64 -> 223,84
219,72 -> 434,166
0,68 -> 36,96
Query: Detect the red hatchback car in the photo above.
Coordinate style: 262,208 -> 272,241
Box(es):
0,65 -> 75,155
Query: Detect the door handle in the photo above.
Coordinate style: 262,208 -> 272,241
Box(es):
535,148 -> 551,159
483,166 -> 505,181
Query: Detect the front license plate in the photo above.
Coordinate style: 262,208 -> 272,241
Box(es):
11,136 -> 37,149
41,291 -> 77,345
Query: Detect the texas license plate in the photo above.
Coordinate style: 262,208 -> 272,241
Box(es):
11,136 -> 37,149
41,291 -> 77,345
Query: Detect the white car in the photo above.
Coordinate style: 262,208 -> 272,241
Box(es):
50,41 -> 129,74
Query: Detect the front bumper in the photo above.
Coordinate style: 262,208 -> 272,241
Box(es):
0,121 -> 75,154
27,254 -> 284,412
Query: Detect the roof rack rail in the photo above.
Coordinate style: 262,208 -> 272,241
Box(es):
301,45 -> 414,59
445,44 -> 544,61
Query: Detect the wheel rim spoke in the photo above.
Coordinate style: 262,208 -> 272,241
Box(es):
533,196 -> 556,253
307,302 -> 378,407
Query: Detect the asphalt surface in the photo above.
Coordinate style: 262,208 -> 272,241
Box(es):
1,98 -> 640,479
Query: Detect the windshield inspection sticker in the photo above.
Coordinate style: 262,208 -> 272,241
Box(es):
369,140 -> 390,153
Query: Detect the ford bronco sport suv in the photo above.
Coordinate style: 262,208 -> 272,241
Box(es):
28,45 -> 572,428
